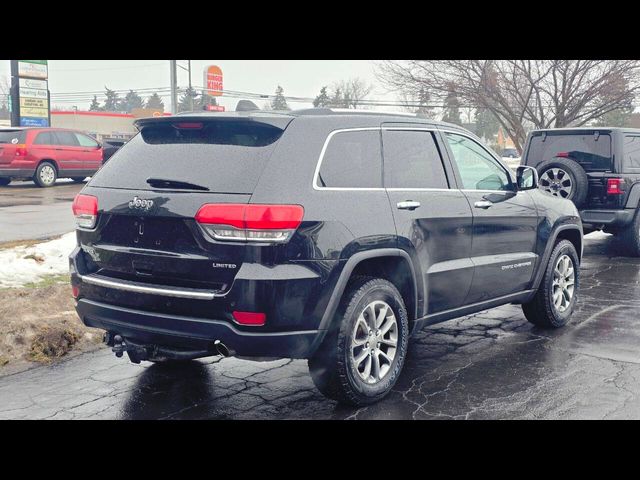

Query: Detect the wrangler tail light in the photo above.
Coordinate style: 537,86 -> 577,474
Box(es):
72,194 -> 98,229
607,178 -> 623,195
195,204 -> 304,243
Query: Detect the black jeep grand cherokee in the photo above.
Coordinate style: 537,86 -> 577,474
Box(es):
523,127 -> 640,255
70,109 -> 582,405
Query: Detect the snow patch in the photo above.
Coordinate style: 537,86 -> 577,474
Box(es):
0,233 -> 76,288
585,230 -> 612,240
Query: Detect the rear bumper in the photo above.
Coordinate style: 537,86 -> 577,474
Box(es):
580,209 -> 635,228
76,298 -> 320,358
70,246 -> 336,359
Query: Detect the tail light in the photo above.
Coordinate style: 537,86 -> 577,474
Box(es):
72,194 -> 98,229
195,203 -> 304,243
14,144 -> 27,156
607,178 -> 623,195
71,285 -> 80,299
556,152 -> 570,158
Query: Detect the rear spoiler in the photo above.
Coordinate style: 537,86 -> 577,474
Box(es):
134,114 -> 294,132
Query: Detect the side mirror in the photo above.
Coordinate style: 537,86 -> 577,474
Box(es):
516,166 -> 538,190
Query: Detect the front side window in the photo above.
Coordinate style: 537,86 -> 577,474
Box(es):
317,130 -> 382,188
75,133 -> 99,148
445,132 -> 512,191
55,131 -> 80,147
382,130 -> 449,189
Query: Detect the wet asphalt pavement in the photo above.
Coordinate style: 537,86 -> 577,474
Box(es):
0,180 -> 84,243
1,232 -> 639,419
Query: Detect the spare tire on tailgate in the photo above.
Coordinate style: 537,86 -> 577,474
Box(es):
535,157 -> 589,208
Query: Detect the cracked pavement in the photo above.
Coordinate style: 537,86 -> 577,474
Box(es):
1,232 -> 640,419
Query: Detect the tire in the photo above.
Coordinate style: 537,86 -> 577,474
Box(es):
71,177 -> 86,183
618,209 -> 640,257
0,177 -> 10,187
536,157 -> 589,208
522,239 -> 580,328
308,276 -> 409,406
33,162 -> 57,188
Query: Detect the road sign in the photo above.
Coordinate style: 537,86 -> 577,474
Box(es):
205,65 -> 223,97
10,60 -> 51,127
205,105 -> 225,112
17,60 -> 48,79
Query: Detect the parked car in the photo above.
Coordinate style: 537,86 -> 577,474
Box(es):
101,138 -> 127,164
0,127 -> 104,187
70,109 -> 583,405
500,147 -> 521,171
522,128 -> 640,256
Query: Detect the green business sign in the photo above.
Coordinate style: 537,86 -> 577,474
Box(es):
21,60 -> 48,65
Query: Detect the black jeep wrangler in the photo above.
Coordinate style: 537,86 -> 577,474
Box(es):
70,109 -> 583,406
522,128 -> 640,255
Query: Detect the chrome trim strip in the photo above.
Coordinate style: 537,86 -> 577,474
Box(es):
80,274 -> 220,300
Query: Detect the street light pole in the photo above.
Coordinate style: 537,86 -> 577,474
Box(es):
188,60 -> 193,111
170,60 -> 178,114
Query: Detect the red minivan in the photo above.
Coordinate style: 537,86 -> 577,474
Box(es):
0,127 -> 104,187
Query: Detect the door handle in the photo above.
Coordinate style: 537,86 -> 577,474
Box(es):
397,201 -> 421,210
474,200 -> 493,209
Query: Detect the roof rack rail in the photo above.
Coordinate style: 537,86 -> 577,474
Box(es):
291,107 -> 418,118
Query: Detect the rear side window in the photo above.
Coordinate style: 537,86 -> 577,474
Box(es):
34,132 -> 56,145
0,130 -> 26,144
526,132 -> 612,171
317,130 -> 382,188
624,135 -> 640,171
55,131 -> 80,146
90,120 -> 286,193
382,130 -> 449,189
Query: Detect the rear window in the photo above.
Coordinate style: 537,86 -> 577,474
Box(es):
0,130 -> 26,144
317,130 -> 382,188
526,132 -> 612,171
90,120 -> 285,193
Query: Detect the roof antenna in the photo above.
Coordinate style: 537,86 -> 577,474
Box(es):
236,100 -> 260,112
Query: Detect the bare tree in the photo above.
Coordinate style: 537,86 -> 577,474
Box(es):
376,60 -> 640,150
332,78 -> 373,109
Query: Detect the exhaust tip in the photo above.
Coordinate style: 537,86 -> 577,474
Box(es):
214,340 -> 235,357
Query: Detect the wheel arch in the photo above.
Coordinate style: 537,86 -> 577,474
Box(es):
37,158 -> 59,173
530,224 -> 583,296
309,249 -> 419,356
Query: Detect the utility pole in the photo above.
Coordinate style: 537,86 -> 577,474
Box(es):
170,60 -> 178,114
188,60 -> 193,111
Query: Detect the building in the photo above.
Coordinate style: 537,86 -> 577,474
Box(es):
50,109 -> 170,142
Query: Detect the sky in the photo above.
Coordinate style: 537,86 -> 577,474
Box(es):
0,60 -> 396,112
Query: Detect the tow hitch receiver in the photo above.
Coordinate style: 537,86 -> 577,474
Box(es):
111,334 -> 147,364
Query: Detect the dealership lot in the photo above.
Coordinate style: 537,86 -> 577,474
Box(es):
0,233 -> 638,419
0,180 -> 83,243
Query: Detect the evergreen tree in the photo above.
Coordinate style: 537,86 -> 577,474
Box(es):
594,106 -> 634,127
195,93 -> 218,110
145,92 -> 165,111
313,86 -> 331,107
89,95 -> 102,111
329,87 -> 347,108
473,107 -> 500,140
415,87 -> 434,118
271,86 -> 290,111
122,90 -> 144,112
178,86 -> 199,113
103,87 -> 121,112
441,89 -> 462,125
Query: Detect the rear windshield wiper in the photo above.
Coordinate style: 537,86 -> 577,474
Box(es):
146,178 -> 210,191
